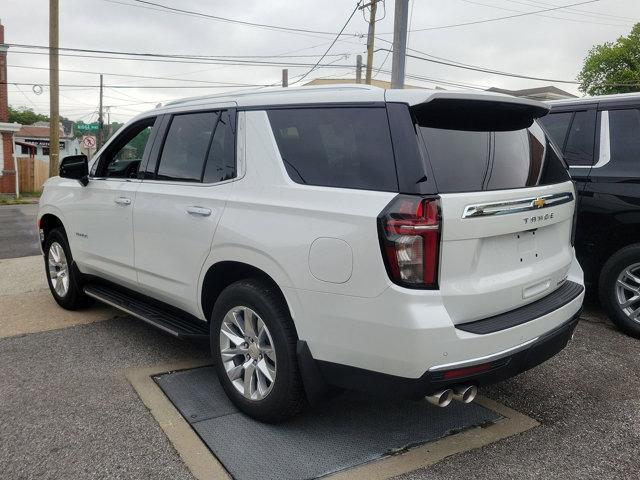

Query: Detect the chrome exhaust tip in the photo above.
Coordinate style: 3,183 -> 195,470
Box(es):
452,385 -> 478,404
425,389 -> 454,408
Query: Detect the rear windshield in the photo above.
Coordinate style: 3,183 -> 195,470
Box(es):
267,107 -> 398,192
418,121 -> 570,193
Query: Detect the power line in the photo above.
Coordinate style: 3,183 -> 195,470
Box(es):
398,49 -> 579,83
504,0 -> 636,22
103,0 -> 364,38
3,82 -> 274,89
373,37 -> 580,83
11,49 -> 357,69
8,43 -> 354,60
7,64 -> 267,86
292,2 -> 363,84
377,0 -> 602,33
458,0 -> 632,27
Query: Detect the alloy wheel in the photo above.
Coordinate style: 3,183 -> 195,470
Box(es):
615,262 -> 640,324
48,242 -> 70,298
219,306 -> 277,400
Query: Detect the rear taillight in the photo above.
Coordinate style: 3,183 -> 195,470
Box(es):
378,195 -> 441,289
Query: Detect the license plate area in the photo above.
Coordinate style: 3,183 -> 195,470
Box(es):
516,230 -> 541,265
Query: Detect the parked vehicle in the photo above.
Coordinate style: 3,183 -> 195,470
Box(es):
541,93 -> 640,338
38,85 -> 584,422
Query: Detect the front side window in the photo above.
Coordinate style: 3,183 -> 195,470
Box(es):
563,110 -> 596,166
267,107 -> 398,192
608,108 -> 640,164
96,117 -> 156,178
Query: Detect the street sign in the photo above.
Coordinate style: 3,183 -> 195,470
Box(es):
77,123 -> 100,132
82,135 -> 97,150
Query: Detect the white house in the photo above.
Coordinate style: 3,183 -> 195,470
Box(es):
13,121 -> 80,161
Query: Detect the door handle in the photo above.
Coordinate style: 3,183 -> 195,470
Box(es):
114,197 -> 131,206
186,206 -> 212,217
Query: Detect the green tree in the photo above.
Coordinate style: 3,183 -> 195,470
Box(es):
578,23 -> 640,96
8,106 -> 49,125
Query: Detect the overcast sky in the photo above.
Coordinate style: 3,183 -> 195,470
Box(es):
3,0 -> 639,123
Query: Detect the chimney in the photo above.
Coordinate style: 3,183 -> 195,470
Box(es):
0,19 -> 8,123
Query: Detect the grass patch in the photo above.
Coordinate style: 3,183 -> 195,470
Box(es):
0,193 -> 40,205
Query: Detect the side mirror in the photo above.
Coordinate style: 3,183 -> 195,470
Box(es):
60,155 -> 89,186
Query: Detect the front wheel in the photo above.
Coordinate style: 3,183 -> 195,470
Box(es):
210,279 -> 305,422
44,228 -> 87,310
599,244 -> 640,338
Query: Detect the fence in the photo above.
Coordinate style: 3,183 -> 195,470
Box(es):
17,157 -> 50,193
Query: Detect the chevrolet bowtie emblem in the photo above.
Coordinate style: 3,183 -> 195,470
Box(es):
532,198 -> 546,208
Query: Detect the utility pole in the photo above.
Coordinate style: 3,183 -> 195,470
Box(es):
105,106 -> 111,138
48,0 -> 60,177
391,0 -> 409,89
282,69 -> 288,87
362,0 -> 380,85
356,54 -> 363,83
98,74 -> 104,148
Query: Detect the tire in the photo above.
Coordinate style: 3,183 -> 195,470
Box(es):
210,279 -> 305,422
599,244 -> 640,338
44,228 -> 88,310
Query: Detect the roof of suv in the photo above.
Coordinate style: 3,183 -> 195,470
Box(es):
152,84 -> 547,114
548,91 -> 640,109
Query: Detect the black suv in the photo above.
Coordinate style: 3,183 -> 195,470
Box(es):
541,93 -> 640,337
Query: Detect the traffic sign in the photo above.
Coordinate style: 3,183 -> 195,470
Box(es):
77,123 -> 100,132
82,135 -> 97,150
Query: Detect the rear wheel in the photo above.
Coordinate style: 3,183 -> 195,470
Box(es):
599,244 -> 640,338
44,228 -> 87,310
210,279 -> 305,422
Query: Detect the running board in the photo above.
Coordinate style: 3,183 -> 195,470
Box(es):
84,284 -> 209,340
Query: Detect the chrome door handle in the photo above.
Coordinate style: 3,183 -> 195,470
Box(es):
114,197 -> 131,206
186,206 -> 212,216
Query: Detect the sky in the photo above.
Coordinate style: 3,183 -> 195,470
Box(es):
2,0 -> 639,124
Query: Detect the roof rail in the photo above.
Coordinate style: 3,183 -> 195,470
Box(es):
164,84 -> 381,107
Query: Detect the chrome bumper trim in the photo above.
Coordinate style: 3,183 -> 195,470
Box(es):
427,337 -> 539,372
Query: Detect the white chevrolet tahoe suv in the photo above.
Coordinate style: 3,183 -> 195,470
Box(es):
38,85 -> 584,422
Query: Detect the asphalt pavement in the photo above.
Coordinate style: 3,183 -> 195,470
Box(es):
0,204 -> 41,259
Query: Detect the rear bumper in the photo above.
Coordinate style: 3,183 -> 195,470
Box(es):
304,310 -> 580,399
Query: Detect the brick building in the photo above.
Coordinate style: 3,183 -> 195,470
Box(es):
0,19 -> 22,195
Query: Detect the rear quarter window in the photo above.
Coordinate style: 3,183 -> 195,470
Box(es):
267,107 -> 399,192
609,108 -> 640,164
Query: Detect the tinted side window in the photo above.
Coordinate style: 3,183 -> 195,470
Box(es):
267,107 -> 398,192
95,117 -> 156,178
157,112 -> 217,182
609,108 -> 640,164
418,122 -> 569,193
540,112 -> 572,149
564,110 -> 596,166
203,110 -> 236,183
